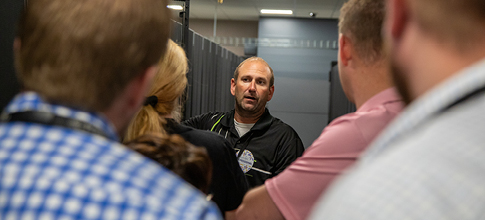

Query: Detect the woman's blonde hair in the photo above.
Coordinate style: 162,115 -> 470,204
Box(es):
124,40 -> 188,142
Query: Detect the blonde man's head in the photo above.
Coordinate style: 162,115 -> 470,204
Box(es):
339,0 -> 385,64
15,0 -> 170,111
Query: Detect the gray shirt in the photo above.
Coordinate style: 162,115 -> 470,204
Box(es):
309,58 -> 485,220
234,119 -> 255,137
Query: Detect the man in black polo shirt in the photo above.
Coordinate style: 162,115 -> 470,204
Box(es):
184,57 -> 304,188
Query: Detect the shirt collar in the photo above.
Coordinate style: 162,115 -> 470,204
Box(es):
357,87 -> 402,113
222,108 -> 273,131
3,92 -> 119,141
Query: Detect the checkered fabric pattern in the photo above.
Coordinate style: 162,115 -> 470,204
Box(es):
0,92 -> 221,220
309,59 -> 485,220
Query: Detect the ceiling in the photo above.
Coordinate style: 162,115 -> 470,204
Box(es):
171,0 -> 346,21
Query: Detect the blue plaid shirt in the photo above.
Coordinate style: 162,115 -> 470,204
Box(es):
0,92 -> 221,220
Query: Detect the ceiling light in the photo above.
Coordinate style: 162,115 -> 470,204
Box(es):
260,9 -> 293,15
167,5 -> 183,10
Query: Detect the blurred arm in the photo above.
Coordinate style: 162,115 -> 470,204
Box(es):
235,185 -> 284,220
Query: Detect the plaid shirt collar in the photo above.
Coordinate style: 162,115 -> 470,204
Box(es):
2,92 -> 119,141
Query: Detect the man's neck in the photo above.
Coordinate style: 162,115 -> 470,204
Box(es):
234,108 -> 265,124
352,64 -> 393,109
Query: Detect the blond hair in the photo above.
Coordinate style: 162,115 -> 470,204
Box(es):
15,0 -> 170,111
339,0 -> 385,64
124,40 -> 188,142
234,57 -> 274,87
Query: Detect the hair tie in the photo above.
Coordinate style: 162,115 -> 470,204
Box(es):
144,96 -> 158,108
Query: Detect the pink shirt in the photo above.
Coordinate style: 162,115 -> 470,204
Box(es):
265,88 -> 404,220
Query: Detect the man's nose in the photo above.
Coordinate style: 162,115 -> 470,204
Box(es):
248,81 -> 256,91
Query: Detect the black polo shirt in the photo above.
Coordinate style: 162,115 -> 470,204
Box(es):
165,119 -> 249,213
183,108 -> 305,188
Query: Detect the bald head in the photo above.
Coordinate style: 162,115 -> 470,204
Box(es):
234,57 -> 274,87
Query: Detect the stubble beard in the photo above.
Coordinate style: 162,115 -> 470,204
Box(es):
234,96 -> 265,118
385,37 -> 413,106
390,57 -> 413,105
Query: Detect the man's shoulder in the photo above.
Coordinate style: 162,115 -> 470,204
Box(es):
196,111 -> 229,121
183,111 -> 231,129
177,124 -> 230,147
330,100 -> 400,131
261,115 -> 304,152
267,116 -> 299,135
310,129 -> 483,220
0,123 -> 221,219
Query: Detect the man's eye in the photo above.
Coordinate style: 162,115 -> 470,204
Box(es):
258,81 -> 265,85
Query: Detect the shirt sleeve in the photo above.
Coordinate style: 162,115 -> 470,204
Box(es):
271,134 -> 305,177
265,117 -> 367,220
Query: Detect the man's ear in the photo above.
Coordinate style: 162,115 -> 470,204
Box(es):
13,38 -> 21,52
103,66 -> 157,136
339,34 -> 352,67
121,66 -> 157,113
389,0 -> 409,40
267,85 -> 274,102
132,66 -> 157,108
230,78 -> 236,96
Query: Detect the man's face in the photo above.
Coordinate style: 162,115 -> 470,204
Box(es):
382,1 -> 413,104
231,60 -> 274,116
384,0 -> 413,105
389,56 -> 412,105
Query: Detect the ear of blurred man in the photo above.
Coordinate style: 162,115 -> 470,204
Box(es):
338,34 -> 353,67
388,0 -> 409,42
338,34 -> 356,104
104,66 -> 158,136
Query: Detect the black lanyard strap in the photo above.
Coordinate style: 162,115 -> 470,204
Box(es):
236,132 -> 254,159
1,111 -> 110,139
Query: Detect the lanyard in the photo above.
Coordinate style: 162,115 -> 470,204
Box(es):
236,132 -> 254,159
1,111 -> 110,139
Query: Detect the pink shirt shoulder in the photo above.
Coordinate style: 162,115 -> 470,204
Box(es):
265,88 -> 404,220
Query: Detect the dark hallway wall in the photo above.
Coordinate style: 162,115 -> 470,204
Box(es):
0,0 -> 24,111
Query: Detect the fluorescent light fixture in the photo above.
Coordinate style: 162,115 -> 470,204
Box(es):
260,9 -> 293,15
167,5 -> 183,10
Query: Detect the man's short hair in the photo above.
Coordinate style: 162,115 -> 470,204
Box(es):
339,0 -> 385,64
410,0 -> 485,51
233,57 -> 274,87
15,0 -> 170,111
